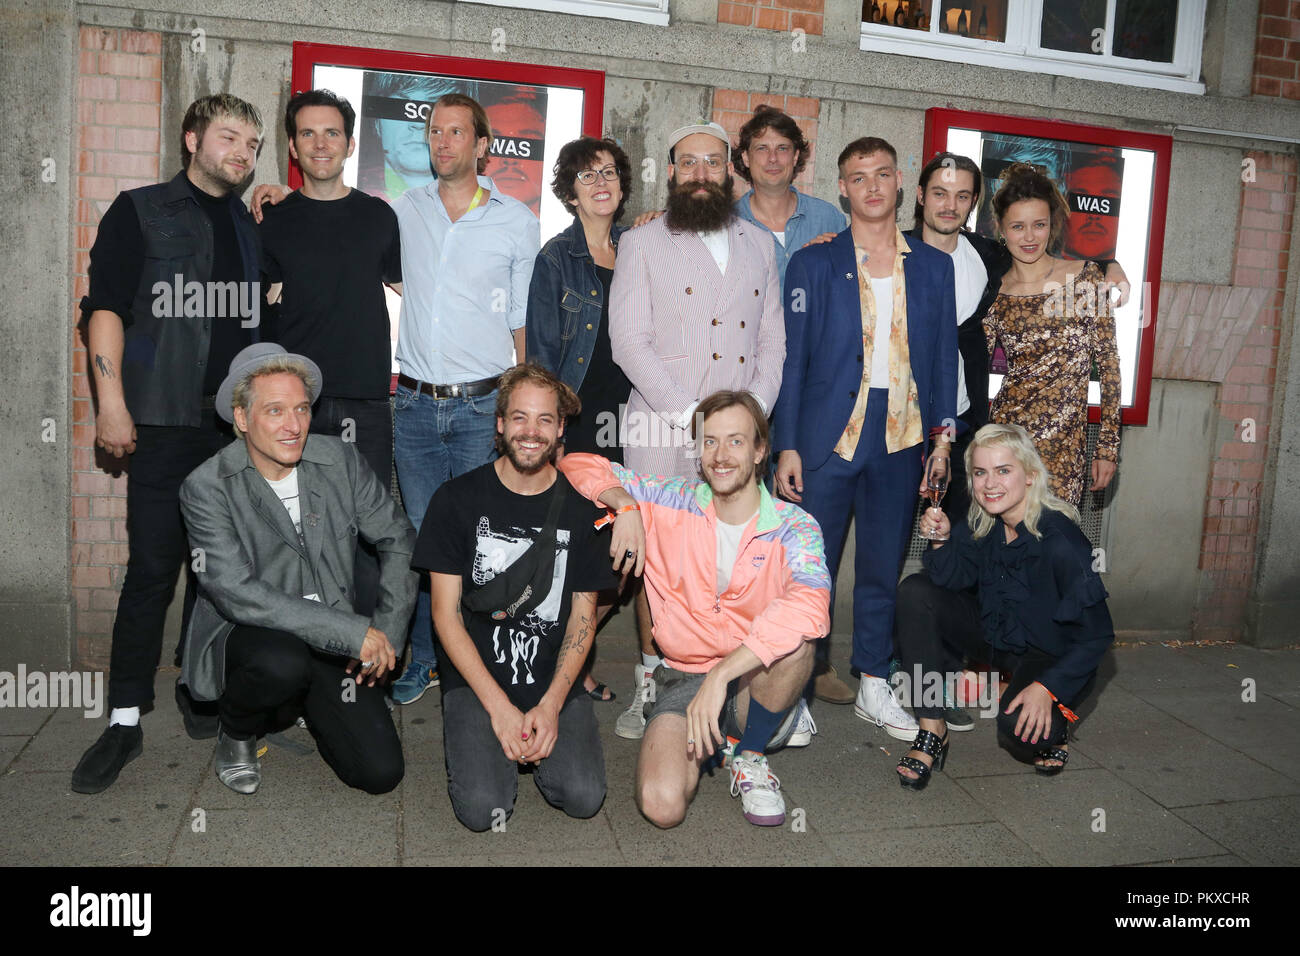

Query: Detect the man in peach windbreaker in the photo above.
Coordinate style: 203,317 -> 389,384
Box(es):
559,390 -> 829,829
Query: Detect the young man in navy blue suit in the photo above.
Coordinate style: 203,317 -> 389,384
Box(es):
774,137 -> 957,740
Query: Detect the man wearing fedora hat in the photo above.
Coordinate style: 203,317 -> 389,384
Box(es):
177,343 -> 418,794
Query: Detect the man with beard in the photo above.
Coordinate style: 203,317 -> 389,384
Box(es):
413,364 -> 618,831
73,94 -> 264,794
607,121 -> 787,741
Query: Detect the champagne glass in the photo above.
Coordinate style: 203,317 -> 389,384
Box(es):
918,451 -> 950,541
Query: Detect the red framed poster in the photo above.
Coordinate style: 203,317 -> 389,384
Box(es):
289,42 -> 606,382
923,107 -> 1171,426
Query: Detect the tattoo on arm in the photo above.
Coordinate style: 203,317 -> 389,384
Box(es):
555,594 -> 597,690
94,354 -> 115,380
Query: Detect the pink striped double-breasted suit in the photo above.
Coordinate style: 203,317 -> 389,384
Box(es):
609,214 -> 785,477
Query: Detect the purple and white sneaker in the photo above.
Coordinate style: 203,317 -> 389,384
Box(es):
729,751 -> 786,826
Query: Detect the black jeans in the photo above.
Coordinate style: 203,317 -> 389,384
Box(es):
894,572 -> 1095,759
108,411 -> 232,710
311,396 -> 393,619
221,625 -> 403,794
441,686 -> 606,832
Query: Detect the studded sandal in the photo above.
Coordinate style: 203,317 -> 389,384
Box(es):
1034,746 -> 1069,776
896,728 -> 949,791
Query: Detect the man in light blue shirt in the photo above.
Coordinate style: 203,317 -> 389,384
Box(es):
732,105 -> 846,289
390,92 -> 540,704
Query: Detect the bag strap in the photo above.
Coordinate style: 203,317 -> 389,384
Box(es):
461,473 -> 569,622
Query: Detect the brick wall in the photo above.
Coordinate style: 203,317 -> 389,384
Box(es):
72,26 -> 163,668
712,89 -> 822,194
1252,0 -> 1300,99
1154,152 -> 1297,640
717,0 -> 824,36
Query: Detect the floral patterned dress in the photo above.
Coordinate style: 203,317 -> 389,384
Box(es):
983,261 -> 1121,505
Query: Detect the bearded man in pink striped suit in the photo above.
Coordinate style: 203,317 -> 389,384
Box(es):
607,121 -> 787,740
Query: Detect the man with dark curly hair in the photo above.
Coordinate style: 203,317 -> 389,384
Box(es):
732,105 -> 846,290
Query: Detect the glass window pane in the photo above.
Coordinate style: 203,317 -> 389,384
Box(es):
862,0 -> 932,32
939,1 -> 1008,41
1113,0 -> 1177,62
1041,0 -> 1108,55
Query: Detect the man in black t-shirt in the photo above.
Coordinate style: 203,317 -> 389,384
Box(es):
73,94 -> 265,795
259,89 -> 403,620
412,364 -> 617,831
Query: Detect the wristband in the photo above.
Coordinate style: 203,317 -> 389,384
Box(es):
593,503 -> 640,530
1033,681 -> 1079,723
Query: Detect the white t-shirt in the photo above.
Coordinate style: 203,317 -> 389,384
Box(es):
265,469 -> 319,602
869,275 -> 894,389
265,470 -> 302,535
699,227 -> 730,274
773,230 -> 786,247
950,234 -> 989,417
715,510 -> 757,594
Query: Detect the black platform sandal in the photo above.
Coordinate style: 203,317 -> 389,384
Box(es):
1034,746 -> 1069,776
896,728 -> 949,791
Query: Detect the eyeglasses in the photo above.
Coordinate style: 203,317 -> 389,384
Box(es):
675,155 -> 725,172
576,165 -> 620,185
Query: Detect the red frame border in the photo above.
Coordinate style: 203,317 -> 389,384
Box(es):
288,41 -> 606,190
923,107 -> 1171,427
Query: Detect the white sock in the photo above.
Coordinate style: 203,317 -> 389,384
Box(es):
109,707 -> 140,728
641,652 -> 662,671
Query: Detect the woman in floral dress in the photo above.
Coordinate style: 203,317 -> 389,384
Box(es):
983,164 -> 1121,506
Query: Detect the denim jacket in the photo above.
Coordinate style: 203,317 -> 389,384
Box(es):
525,218 -> 628,392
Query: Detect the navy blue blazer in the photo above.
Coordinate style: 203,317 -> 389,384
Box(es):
774,228 -> 957,470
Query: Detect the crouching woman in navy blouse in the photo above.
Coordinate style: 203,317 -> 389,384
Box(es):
893,422 -> 1113,789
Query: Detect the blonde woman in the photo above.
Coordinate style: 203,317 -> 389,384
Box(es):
891,423 -> 1114,789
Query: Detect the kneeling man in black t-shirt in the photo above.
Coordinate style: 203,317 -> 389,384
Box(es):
412,364 -> 618,831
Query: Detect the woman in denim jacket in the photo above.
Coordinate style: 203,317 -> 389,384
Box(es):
526,136 -> 636,703
527,136 -> 633,462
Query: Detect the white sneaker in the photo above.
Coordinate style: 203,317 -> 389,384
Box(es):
785,699 -> 817,748
729,752 -> 786,826
615,663 -> 656,740
854,675 -> 919,740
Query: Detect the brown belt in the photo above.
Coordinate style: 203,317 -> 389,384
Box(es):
397,373 -> 499,399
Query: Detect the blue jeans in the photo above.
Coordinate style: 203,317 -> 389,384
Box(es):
392,383 -> 499,670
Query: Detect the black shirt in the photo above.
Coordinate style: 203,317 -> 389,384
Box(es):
260,189 -> 402,400
565,264 -> 631,461
411,462 -> 619,709
82,177 -> 253,396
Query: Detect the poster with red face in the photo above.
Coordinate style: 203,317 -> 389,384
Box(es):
481,84 -> 549,218
925,108 -> 1172,426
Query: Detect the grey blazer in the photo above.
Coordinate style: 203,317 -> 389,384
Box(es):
178,435 -> 418,701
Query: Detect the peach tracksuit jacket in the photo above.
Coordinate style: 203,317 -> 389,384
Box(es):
558,454 -> 832,673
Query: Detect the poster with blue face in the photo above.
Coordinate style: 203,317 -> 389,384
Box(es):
306,61 -> 589,373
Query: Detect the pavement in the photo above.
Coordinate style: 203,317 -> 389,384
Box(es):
2,631 -> 1298,867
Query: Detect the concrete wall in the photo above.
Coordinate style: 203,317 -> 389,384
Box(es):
0,0 -> 75,669
2,0 -> 1298,669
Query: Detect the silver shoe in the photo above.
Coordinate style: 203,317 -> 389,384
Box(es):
214,729 -> 261,794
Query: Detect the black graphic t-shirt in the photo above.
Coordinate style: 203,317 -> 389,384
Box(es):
411,462 -> 618,709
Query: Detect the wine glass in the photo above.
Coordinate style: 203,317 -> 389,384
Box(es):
918,451 -> 950,541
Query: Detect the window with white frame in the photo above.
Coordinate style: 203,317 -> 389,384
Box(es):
860,1 -> 1206,95
463,0 -> 670,27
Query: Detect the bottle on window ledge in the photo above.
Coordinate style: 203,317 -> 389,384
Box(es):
977,5 -> 989,37
958,8 -> 970,36
894,3 -> 907,26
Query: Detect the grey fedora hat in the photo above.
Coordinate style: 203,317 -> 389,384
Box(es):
215,342 -> 323,423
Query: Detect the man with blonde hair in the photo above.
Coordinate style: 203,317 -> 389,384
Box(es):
178,343 -> 417,795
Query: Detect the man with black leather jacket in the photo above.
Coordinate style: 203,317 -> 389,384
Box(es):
72,93 -> 265,794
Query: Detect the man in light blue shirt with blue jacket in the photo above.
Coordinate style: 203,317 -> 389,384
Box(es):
390,92 -> 540,704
